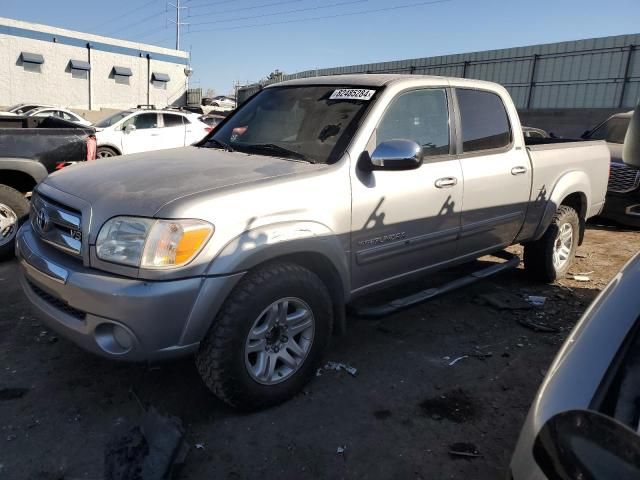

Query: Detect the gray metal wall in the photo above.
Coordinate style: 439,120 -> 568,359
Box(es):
239,34 -> 640,109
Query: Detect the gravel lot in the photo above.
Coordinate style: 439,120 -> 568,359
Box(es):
0,221 -> 638,480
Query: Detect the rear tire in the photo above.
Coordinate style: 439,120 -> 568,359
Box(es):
0,185 -> 30,261
196,262 -> 333,410
524,205 -> 579,282
96,146 -> 118,158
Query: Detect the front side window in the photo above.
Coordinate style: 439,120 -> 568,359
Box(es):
587,117 -> 630,144
376,88 -> 450,157
206,86 -> 378,164
162,114 -> 184,128
457,89 -> 511,153
123,113 -> 158,130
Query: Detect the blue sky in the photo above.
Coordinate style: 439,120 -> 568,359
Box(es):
3,0 -> 639,94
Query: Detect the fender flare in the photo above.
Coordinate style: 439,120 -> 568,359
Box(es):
0,158 -> 48,184
532,170 -> 591,241
206,221 -> 351,299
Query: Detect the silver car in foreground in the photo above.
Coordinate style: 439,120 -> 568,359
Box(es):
17,74 -> 610,409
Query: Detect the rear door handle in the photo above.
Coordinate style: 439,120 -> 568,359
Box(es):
434,177 -> 458,188
511,166 -> 527,175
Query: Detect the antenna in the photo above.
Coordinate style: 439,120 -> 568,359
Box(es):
168,0 -> 188,50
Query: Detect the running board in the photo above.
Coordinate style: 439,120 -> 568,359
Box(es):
351,252 -> 521,319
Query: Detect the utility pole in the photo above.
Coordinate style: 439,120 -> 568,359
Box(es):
168,0 -> 188,50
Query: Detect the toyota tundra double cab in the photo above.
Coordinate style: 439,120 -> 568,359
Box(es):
16,75 -> 609,409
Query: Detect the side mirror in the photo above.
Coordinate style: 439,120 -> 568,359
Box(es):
533,410 -> 640,480
124,124 -> 136,133
368,139 -> 423,171
623,101 -> 640,168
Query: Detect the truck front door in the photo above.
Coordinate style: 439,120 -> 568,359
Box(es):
454,88 -> 531,258
350,88 -> 463,293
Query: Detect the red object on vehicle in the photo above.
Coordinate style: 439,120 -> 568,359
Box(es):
86,134 -> 97,161
204,127 -> 214,133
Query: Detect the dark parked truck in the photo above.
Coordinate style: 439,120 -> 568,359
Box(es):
0,115 -> 96,258
16,75 -> 609,409
583,111 -> 639,227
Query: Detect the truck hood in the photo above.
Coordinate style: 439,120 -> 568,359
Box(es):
41,146 -> 324,241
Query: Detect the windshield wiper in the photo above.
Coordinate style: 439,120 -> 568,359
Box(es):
244,143 -> 312,162
207,138 -> 234,152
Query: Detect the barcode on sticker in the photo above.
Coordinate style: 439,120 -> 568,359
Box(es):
329,89 -> 375,101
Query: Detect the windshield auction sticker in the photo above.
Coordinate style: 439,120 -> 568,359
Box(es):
330,89 -> 376,100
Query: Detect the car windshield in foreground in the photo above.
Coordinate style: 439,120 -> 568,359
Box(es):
203,85 -> 378,164
95,110 -> 134,128
587,117 -> 631,144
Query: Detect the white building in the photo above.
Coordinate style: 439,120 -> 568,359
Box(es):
0,16 -> 190,110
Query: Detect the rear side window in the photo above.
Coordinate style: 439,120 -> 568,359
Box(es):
163,114 -> 184,127
457,89 -> 511,153
377,88 -> 450,157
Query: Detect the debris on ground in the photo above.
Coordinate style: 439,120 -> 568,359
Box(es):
0,388 -> 30,401
517,319 -> 560,333
104,407 -> 188,480
448,355 -> 468,366
317,362 -> 358,377
448,442 -> 482,459
526,296 -> 547,307
336,445 -> 346,455
478,292 -> 532,310
575,252 -> 589,258
572,275 -> 591,282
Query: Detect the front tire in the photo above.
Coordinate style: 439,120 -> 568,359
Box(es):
524,205 -> 580,282
96,146 -> 118,158
0,185 -> 30,261
196,262 -> 333,410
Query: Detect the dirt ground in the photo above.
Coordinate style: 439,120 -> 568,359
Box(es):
0,221 -> 638,480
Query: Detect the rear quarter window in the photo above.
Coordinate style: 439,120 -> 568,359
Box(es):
457,89 -> 512,153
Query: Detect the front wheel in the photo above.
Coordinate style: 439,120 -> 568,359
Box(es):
524,205 -> 580,282
96,146 -> 118,158
196,262 -> 333,410
0,185 -> 30,261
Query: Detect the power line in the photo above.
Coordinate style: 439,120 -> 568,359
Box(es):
186,0 -> 451,34
92,0 -> 159,30
183,0 -> 237,8
187,0 -> 303,18
188,0 -> 367,26
106,10 -> 167,36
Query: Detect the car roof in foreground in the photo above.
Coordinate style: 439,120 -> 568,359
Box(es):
272,73 -> 501,91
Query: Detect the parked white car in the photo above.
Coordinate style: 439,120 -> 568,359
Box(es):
27,107 -> 92,126
93,109 -> 212,158
204,96 -> 237,112
1,103 -> 54,116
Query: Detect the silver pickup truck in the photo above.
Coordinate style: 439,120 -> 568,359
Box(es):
16,75 -> 609,409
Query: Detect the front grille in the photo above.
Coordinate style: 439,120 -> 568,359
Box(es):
28,280 -> 86,321
608,163 -> 640,194
30,193 -> 83,257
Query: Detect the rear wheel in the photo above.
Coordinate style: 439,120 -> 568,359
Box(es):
0,185 -> 30,260
96,146 -> 118,158
524,205 -> 579,282
196,262 -> 333,410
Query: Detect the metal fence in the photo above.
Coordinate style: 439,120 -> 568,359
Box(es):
239,34 -> 640,109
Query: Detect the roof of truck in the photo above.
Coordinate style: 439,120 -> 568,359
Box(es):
273,74 -> 503,91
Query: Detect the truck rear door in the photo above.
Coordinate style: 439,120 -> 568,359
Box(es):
453,88 -> 531,257
350,87 -> 463,292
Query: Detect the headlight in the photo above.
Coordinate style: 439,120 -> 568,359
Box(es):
96,217 -> 213,269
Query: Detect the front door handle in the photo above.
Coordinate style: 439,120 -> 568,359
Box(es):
511,166 -> 527,175
435,177 -> 458,188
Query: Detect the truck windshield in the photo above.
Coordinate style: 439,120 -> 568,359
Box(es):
587,117 -> 630,144
203,86 -> 378,164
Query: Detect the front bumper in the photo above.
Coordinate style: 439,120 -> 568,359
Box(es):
16,224 -> 243,362
599,191 -> 640,228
